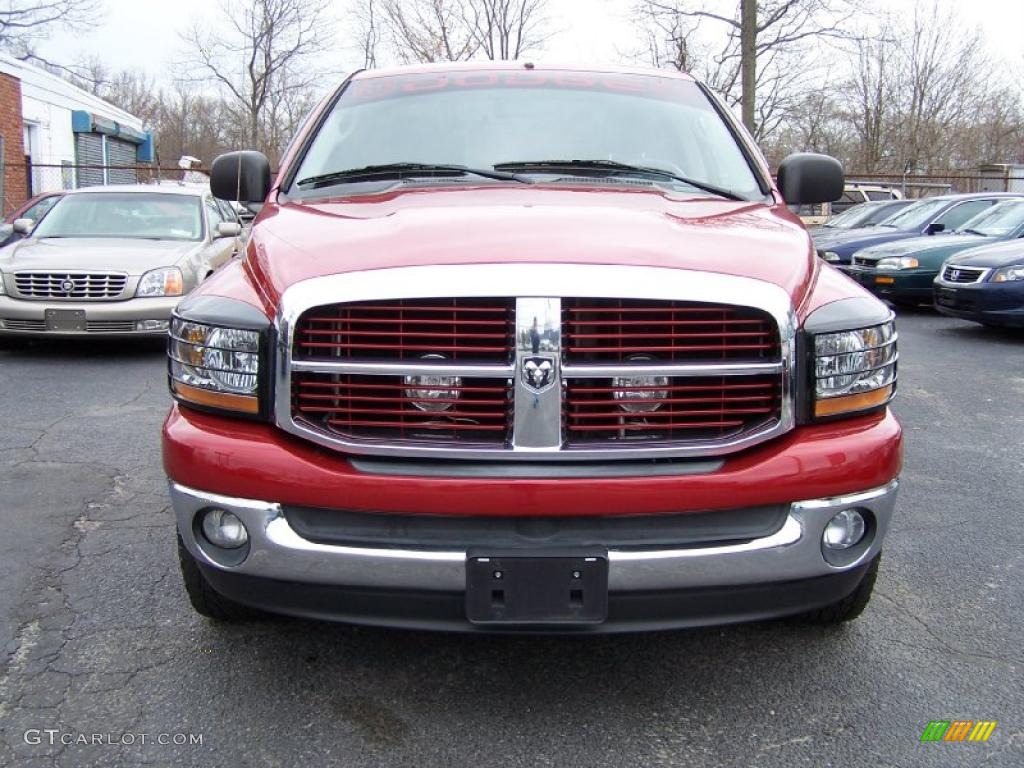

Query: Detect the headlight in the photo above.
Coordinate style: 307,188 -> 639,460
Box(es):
137,267 -> 184,297
169,318 -> 261,415
813,320 -> 897,418
820,251 -> 841,263
992,265 -> 1024,282
875,256 -> 919,271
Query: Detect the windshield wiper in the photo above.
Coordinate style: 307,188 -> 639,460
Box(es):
493,159 -> 746,200
296,163 -> 530,188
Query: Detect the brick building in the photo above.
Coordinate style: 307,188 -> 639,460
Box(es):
0,54 -> 153,217
0,71 -> 26,217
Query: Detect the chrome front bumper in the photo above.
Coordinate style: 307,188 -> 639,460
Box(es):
170,480 -> 898,593
0,295 -> 179,335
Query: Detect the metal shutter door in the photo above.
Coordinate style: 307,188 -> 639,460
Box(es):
75,133 -> 104,187
107,138 -> 138,185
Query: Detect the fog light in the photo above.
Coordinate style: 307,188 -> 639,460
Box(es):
200,508 -> 249,549
614,354 -> 669,413
823,509 -> 866,550
137,319 -> 170,331
404,353 -> 460,412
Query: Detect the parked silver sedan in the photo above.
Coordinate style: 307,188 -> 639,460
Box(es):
0,185 -> 241,339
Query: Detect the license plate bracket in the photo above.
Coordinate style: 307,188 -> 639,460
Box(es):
44,309 -> 86,331
466,549 -> 609,625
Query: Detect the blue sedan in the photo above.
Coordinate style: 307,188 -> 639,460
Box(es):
934,239 -> 1024,328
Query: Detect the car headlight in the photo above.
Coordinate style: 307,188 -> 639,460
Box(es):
992,265 -> 1024,282
137,267 -> 184,297
169,318 -> 261,415
820,251 -> 841,263
813,319 -> 897,418
875,256 -> 919,271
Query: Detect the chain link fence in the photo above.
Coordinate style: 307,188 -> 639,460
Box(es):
1,162 -> 211,217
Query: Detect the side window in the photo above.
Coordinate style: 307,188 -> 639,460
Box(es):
866,190 -> 895,201
215,199 -> 238,223
831,192 -> 860,214
935,200 -> 992,230
204,197 -> 225,233
22,195 -> 60,223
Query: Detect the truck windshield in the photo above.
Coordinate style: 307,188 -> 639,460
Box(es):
290,71 -> 764,201
32,192 -> 203,241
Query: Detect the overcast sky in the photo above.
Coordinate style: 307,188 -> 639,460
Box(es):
36,0 -> 1024,91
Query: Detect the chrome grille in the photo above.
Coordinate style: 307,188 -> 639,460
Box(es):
563,298 -> 778,362
564,375 -> 781,444
941,265 -> 987,284
0,318 -> 46,331
86,320 -> 136,333
292,373 -> 512,444
14,272 -> 127,299
278,266 -> 794,461
295,298 -> 515,362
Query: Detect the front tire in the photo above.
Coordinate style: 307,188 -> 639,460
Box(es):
177,534 -> 256,621
797,553 -> 880,625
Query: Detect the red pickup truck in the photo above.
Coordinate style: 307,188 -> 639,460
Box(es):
163,63 -> 901,632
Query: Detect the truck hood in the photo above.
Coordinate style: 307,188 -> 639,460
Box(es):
947,239 -> 1024,268
0,237 -> 201,276
250,186 -> 814,307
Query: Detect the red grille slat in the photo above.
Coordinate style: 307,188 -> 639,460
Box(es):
324,419 -> 507,432
566,344 -> 774,353
568,420 -> 747,431
295,298 -> 515,363
563,298 -> 779,364
298,342 -> 509,353
568,408 -> 775,418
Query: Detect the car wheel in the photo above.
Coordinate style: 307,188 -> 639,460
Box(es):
795,553 -> 880,625
177,534 -> 257,622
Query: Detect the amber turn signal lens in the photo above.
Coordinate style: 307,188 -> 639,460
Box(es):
815,385 -> 893,418
164,270 -> 184,296
172,381 -> 259,414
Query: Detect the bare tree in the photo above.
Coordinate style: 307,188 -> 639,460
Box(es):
0,0 -> 101,56
466,0 -> 549,60
355,0 -> 382,68
380,0 -> 478,63
180,0 -> 330,160
373,0 -> 550,64
638,0 -> 862,136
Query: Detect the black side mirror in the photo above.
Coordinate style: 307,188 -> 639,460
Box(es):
926,222 -> 945,235
211,151 -> 272,203
777,153 -> 844,206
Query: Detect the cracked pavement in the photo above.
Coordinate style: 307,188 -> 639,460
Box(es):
0,314 -> 1022,767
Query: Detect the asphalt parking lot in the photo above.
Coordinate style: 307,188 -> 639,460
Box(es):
1,309 -> 1022,768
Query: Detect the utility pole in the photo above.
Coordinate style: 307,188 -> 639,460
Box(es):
740,0 -> 757,134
